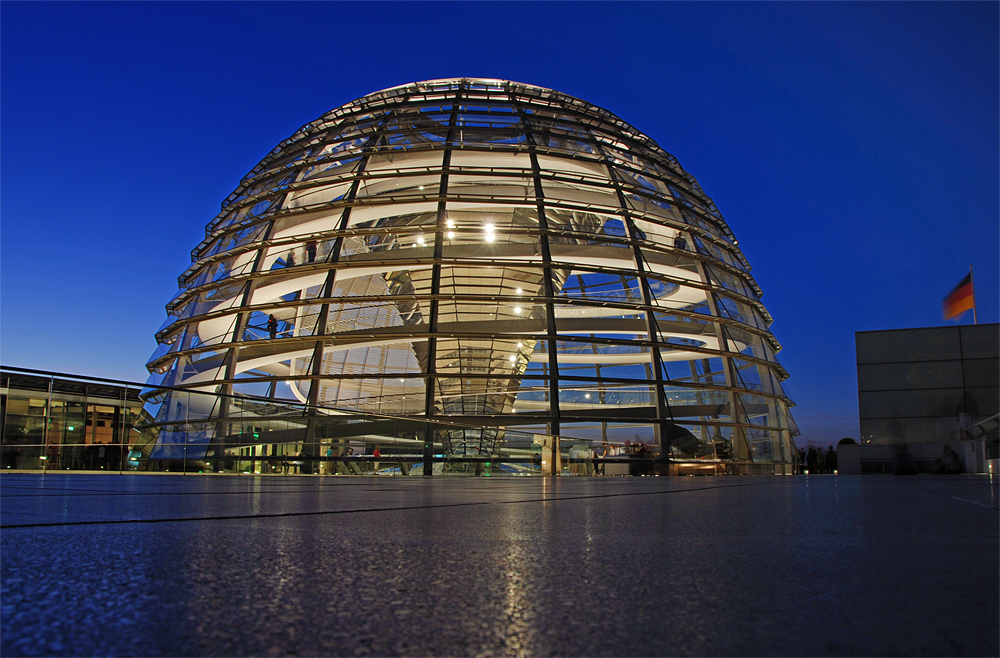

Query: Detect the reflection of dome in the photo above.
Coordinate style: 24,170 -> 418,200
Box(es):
142,78 -> 798,471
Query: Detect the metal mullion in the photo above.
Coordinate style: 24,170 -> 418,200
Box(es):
690,257 -> 751,460
306,372 -> 520,382
590,137 -> 674,459
210,220 -> 278,465
716,323 -> 783,375
512,90 -> 563,449
555,126 -> 712,222
274,107 -> 402,469
142,80 -> 796,474
187,221 -> 273,282
421,83 -> 465,475
606,156 -> 693,192
276,164 -> 373,200
619,218 -> 755,290
302,114 -> 396,402
724,335 -> 792,456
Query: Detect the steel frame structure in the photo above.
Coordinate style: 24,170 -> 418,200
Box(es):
143,78 -> 798,474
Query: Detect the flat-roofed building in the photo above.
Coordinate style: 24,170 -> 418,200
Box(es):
848,324 -> 999,473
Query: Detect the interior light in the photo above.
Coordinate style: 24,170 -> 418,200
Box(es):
446,220 -> 455,228
447,231 -> 455,239
585,393 -> 591,399
419,185 -> 425,190
484,224 -> 494,232
417,237 -> 425,245
517,342 -> 523,347
514,307 -> 522,314
68,426 -> 74,431
485,234 -> 495,243
509,355 -> 516,362
515,288 -> 523,294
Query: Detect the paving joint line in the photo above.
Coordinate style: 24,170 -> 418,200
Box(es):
0,480 -> 763,529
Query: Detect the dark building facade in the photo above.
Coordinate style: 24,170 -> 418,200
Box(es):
856,324 -> 998,445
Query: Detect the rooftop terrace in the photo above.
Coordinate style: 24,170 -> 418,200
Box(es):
2,473 -> 997,656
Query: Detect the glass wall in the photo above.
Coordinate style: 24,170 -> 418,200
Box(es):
3,366 -> 786,476
140,78 -> 799,475
1,370 -> 151,472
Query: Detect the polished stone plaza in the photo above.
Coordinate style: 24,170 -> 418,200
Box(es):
1,473 -> 997,656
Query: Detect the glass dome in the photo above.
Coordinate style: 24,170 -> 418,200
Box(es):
142,78 -> 798,475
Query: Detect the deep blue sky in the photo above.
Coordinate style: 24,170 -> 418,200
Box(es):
2,2 -> 997,444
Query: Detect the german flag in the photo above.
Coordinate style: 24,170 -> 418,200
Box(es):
943,273 -> 975,320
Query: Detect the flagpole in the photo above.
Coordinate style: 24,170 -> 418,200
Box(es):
969,264 -> 978,325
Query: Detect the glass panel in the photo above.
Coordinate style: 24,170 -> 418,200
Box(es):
714,294 -> 768,331
314,377 -> 426,416
355,174 -> 440,200
437,209 -> 540,247
558,271 -> 644,303
320,343 -> 422,376
511,379 -> 550,413
732,358 -> 777,394
171,281 -> 247,322
706,264 -> 759,302
326,300 -> 414,333
558,382 -> 654,410
626,192 -> 678,223
542,177 -> 619,209
664,386 -> 730,421
285,179 -> 353,208
198,222 -> 269,260
433,376 -> 521,415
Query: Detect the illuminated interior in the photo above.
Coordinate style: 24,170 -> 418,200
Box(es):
142,78 -> 799,474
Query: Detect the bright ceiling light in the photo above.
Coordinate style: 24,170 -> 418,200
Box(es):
514,307 -> 522,314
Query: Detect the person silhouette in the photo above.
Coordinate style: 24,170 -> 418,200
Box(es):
825,445 -> 837,474
891,445 -> 916,475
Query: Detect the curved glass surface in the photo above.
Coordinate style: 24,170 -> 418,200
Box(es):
143,78 -> 798,475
